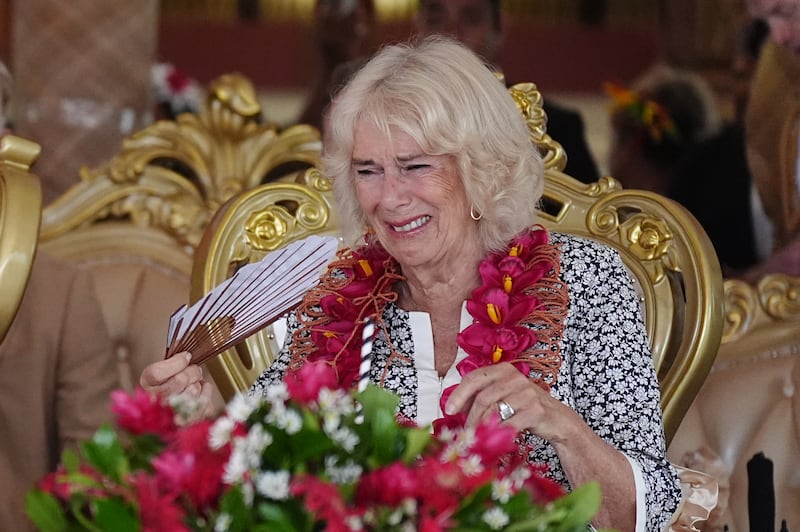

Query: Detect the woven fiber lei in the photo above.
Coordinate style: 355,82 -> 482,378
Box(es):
287,227 -> 569,424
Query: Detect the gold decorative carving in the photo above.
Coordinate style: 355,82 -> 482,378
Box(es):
508,82 -> 567,172
721,279 -> 758,342
721,274 -> 800,344
41,73 -> 322,250
243,174 -> 333,252
759,274 -> 800,320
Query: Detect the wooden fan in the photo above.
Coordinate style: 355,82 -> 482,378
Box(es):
165,234 -> 339,365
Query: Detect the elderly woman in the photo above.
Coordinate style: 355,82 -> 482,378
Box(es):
142,36 -> 681,530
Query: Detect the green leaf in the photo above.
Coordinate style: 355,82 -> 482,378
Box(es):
552,481 -> 602,528
401,427 -> 433,462
255,502 -> 305,531
81,427 -> 129,483
358,385 -> 399,417
92,498 -> 139,532
61,448 -> 81,473
216,487 -> 252,532
505,482 -> 602,532
25,491 -> 68,532
290,428 -> 335,464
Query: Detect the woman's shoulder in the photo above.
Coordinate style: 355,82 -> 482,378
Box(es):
548,231 -> 623,265
546,231 -> 631,291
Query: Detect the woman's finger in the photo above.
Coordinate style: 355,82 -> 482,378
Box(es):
140,352 -> 192,388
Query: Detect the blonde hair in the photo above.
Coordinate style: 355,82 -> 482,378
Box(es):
322,35 -> 543,252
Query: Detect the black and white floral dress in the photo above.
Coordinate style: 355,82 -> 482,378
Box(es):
252,232 -> 682,530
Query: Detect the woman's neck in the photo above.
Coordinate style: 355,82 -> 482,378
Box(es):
397,241 -> 484,314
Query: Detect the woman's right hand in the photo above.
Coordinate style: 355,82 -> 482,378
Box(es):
139,352 -> 209,401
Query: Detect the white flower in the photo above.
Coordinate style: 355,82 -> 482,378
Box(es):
242,480 -> 254,506
208,416 -> 236,450
508,465 -> 532,488
255,470 -> 291,500
213,512 -> 232,532
243,424 -> 273,468
267,406 -> 303,434
226,393 -> 258,422
222,438 -> 250,484
482,507 -> 510,530
264,382 -> 289,404
345,515 -> 365,530
491,478 -> 514,503
327,426 -> 359,452
322,412 -> 342,434
324,456 -> 363,484
168,392 -> 206,425
437,426 -> 458,443
318,387 -> 355,416
460,454 -> 484,476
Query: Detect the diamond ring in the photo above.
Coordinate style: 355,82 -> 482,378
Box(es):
497,399 -> 515,421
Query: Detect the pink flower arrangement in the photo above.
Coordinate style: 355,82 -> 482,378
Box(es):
26,362 -> 600,531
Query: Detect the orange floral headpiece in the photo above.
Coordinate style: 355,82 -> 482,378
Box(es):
604,81 -> 679,144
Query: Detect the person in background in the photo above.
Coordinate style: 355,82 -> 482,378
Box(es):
142,36 -> 682,531
741,0 -> 800,279
0,60 -> 118,532
606,65 -> 761,274
298,0 -> 377,130
415,0 -> 601,183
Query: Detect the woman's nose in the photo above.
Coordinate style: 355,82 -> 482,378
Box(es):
380,168 -> 410,207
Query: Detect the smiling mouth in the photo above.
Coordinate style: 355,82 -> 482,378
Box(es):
391,215 -> 431,233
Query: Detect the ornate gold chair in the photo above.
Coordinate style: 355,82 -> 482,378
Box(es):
190,168 -> 339,400
39,73 -> 322,390
192,82 -> 725,457
669,274 -> 800,531
510,83 -> 725,445
0,135 -> 42,343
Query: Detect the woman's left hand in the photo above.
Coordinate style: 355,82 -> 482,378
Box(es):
444,362 -> 581,442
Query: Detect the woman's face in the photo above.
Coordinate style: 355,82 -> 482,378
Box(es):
351,119 -> 477,270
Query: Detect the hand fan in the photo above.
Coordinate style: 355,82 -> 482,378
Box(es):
165,234 -> 339,365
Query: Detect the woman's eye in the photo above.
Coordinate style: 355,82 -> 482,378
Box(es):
356,168 -> 377,177
404,164 -> 430,173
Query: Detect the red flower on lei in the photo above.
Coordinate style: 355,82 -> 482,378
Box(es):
288,228 -> 562,430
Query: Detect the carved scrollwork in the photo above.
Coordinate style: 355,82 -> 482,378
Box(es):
242,186 -> 331,252
296,167 -> 333,193
508,82 -> 567,172
758,274 -> 800,320
42,73 -> 324,251
583,175 -> 622,197
586,197 -> 675,284
722,279 -> 759,342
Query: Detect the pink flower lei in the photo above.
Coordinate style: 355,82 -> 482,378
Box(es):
288,227 -> 569,426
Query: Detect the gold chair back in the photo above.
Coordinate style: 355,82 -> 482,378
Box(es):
0,135 -> 42,343
39,73 -> 322,389
190,168 -> 338,400
511,83 -> 725,443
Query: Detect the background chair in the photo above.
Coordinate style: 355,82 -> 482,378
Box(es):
39,73 -> 322,390
0,135 -> 42,343
669,273 -> 800,531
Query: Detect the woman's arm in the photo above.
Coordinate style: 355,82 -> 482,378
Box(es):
446,235 -> 681,531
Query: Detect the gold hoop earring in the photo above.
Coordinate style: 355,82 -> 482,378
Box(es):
470,204 -> 482,221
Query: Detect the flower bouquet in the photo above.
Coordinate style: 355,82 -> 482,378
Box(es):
26,363 -> 600,531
